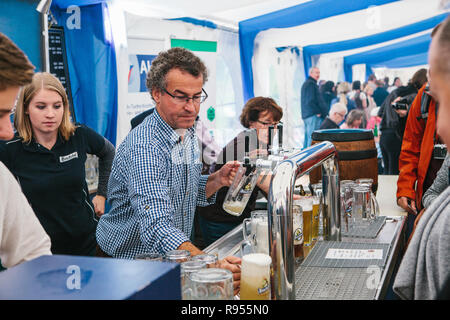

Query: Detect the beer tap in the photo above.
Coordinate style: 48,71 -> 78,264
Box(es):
267,125 -> 274,156
277,123 -> 283,154
230,131 -> 257,201
267,123 -> 286,165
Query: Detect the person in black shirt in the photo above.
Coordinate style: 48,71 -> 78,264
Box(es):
373,80 -> 389,107
0,72 -> 115,256
301,67 -> 328,148
319,80 -> 336,113
196,97 -> 282,247
319,102 -> 347,130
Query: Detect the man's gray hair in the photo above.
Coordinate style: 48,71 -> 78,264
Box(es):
329,102 -> 347,116
146,47 -> 208,100
309,66 -> 319,74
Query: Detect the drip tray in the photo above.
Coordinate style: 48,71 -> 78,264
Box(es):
295,241 -> 391,300
342,216 -> 387,239
295,267 -> 379,300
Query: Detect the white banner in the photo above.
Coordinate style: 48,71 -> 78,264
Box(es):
170,39 -> 217,143
116,37 -> 164,144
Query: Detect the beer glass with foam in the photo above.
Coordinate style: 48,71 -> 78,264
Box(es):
242,210 -> 269,255
297,197 -> 313,247
222,165 -> 260,216
292,200 -> 304,263
240,253 -> 272,300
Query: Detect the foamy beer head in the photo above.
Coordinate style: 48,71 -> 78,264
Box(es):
250,210 -> 267,234
255,220 -> 269,255
240,253 -> 272,300
298,197 -> 313,212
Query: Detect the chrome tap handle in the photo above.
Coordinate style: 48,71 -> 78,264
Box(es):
277,123 -> 283,152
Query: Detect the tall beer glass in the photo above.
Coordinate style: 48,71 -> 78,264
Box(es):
298,197 -> 313,247
240,253 -> 272,300
292,201 -> 304,263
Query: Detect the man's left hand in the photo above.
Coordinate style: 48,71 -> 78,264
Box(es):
92,195 -> 106,217
216,255 -> 241,296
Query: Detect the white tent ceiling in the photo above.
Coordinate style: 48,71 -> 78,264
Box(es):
256,0 -> 446,48
118,0 -> 311,30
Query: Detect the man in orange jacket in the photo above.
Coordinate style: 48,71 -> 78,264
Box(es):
396,82 -> 444,238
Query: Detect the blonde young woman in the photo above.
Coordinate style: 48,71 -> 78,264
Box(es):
0,72 -> 115,256
331,81 -> 356,116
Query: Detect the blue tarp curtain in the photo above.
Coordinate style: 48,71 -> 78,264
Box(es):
238,0 -> 398,101
344,33 -> 432,81
51,0 -> 117,145
369,51 -> 428,70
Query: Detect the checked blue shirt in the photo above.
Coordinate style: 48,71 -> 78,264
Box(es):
96,109 -> 215,259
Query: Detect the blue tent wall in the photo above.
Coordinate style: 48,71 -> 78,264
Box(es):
343,33 -> 432,81
238,0 -> 398,101
51,1 -> 118,145
302,13 -> 448,81
369,52 -> 428,69
53,0 -> 104,7
0,0 -> 42,71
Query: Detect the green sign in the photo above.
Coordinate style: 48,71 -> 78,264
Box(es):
170,39 -> 217,52
207,106 -> 215,122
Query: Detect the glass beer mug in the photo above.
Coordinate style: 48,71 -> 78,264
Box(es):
240,253 -> 272,300
355,178 -> 380,220
351,186 -> 378,227
223,164 -> 261,216
183,268 -> 234,300
181,260 -> 207,300
164,250 -> 191,263
242,210 -> 269,255
292,201 -> 304,263
340,180 -> 357,232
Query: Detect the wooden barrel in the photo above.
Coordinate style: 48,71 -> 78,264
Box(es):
309,129 -> 378,194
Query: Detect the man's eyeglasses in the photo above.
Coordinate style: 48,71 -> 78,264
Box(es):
163,88 -> 208,105
257,120 -> 279,127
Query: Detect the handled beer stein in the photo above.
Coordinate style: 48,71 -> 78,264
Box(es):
223,165 -> 261,216
242,210 -> 269,255
183,268 -> 234,300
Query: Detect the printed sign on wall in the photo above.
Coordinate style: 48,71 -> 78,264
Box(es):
128,54 -> 157,93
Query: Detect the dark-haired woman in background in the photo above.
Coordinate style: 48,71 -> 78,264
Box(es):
195,97 -> 283,247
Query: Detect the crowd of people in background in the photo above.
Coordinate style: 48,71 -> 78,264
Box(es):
302,65 -> 430,176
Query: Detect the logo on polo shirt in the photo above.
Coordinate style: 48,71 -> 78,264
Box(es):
60,152 -> 78,163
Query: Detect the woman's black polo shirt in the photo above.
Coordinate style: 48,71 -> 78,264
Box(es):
0,125 -> 105,256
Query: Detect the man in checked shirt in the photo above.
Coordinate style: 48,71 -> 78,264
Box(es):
96,47 -> 242,293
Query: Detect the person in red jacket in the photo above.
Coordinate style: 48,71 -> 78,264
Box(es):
396,81 -> 444,238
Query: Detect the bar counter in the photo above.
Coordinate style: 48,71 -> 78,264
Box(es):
204,175 -> 407,300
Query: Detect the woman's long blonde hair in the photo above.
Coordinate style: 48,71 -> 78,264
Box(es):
336,81 -> 351,106
14,72 -> 75,143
